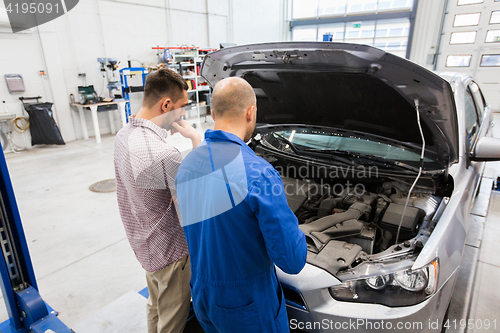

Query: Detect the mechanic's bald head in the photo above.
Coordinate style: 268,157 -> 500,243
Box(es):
211,77 -> 256,119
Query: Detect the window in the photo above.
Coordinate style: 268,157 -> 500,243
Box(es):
294,0 -> 415,18
388,27 -> 405,36
290,1 -> 415,58
318,23 -> 345,42
373,19 -> 410,57
347,30 -> 360,38
378,0 -> 414,12
361,29 -> 375,38
457,0 -> 483,5
446,55 -> 472,67
365,2 -> 377,11
491,11 -> 500,24
485,30 -> 500,42
450,31 -> 477,44
347,0 -> 378,14
453,13 -> 481,27
387,42 -> 402,49
345,21 -> 376,43
349,4 -> 363,12
377,18 -> 410,36
378,1 -> 392,10
480,54 -> 500,67
393,0 -> 412,8
464,89 -> 479,144
376,29 -> 388,37
318,0 -> 347,17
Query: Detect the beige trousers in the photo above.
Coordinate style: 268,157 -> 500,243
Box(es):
146,255 -> 191,333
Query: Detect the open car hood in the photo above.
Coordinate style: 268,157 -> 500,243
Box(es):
201,42 -> 459,169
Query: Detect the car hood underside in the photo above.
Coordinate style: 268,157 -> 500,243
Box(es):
201,42 -> 459,168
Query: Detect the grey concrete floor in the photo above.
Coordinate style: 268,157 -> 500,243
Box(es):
0,114 -> 499,332
0,116 -> 214,329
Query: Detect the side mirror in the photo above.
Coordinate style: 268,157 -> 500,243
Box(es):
471,137 -> 500,161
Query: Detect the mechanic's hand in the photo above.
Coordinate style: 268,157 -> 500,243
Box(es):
171,119 -> 196,138
171,119 -> 201,148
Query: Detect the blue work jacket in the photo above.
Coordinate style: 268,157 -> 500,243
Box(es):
175,129 -> 307,333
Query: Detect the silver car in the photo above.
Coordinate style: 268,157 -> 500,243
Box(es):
200,42 -> 500,332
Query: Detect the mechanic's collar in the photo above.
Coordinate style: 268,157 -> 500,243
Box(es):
130,117 -> 168,140
205,129 -> 248,147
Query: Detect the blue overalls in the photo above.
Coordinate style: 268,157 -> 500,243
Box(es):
175,129 -> 307,333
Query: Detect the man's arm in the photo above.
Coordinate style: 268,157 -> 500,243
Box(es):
248,167 -> 307,274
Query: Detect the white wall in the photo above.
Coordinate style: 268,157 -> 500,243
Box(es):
0,25 -> 58,149
409,0 -> 500,111
435,0 -> 500,111
0,0 -> 285,147
232,0 -> 286,45
409,0 -> 447,70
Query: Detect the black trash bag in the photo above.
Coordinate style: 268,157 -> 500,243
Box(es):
24,102 -> 65,145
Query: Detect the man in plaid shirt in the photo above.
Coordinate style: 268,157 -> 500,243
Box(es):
114,69 -> 201,333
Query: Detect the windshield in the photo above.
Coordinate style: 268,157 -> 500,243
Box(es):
262,130 -> 440,168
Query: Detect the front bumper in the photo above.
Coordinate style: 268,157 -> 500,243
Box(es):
286,270 -> 457,333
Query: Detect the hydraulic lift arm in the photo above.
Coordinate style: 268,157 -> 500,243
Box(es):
0,149 -> 72,333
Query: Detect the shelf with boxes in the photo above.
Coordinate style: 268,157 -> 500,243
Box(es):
154,46 -> 215,119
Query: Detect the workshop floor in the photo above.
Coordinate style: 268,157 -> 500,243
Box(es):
0,115 -> 214,330
0,113 -> 499,333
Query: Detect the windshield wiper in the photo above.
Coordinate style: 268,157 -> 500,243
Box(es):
304,148 -> 384,168
263,134 -> 427,173
271,133 -> 303,153
269,135 -> 357,166
304,148 -> 423,173
303,148 -> 356,155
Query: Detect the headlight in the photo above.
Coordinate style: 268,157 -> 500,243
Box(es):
329,259 -> 438,307
394,267 -> 428,292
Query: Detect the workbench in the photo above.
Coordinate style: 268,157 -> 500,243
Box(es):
70,100 -> 127,143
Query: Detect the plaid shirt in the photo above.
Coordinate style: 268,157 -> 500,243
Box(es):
114,117 -> 188,272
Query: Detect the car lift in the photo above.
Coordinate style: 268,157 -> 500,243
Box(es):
0,149 -> 72,332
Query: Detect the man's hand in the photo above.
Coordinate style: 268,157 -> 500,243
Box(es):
171,120 -> 201,148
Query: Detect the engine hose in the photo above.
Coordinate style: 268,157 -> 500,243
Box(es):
304,216 -> 319,224
379,230 -> 393,251
298,211 -> 317,222
317,197 -> 336,218
301,203 -> 319,212
302,193 -> 329,212
341,194 -> 359,209
301,198 -> 320,212
12,117 -> 30,133
370,222 -> 385,246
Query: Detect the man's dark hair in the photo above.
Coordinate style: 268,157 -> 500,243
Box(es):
143,69 -> 188,108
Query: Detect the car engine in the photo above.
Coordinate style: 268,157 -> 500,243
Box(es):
278,167 -> 442,276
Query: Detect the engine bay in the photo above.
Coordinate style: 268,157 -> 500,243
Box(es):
255,148 -> 450,276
